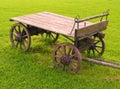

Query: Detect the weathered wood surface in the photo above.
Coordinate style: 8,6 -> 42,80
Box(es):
83,58 -> 120,70
76,20 -> 108,38
10,12 -> 93,37
78,13 -> 109,23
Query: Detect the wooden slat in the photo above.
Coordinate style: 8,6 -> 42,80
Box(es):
11,17 -> 70,35
11,12 -> 74,26
19,14 -> 74,28
76,20 -> 108,38
41,12 -> 74,21
10,12 -> 94,37
27,13 -> 74,25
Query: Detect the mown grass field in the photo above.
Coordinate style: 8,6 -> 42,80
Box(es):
0,0 -> 120,89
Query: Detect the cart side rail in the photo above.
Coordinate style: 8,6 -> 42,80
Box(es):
78,12 -> 109,23
76,20 -> 108,39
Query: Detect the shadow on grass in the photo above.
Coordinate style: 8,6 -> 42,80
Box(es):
28,39 -> 57,54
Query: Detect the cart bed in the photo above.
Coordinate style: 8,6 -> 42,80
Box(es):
10,12 -> 94,37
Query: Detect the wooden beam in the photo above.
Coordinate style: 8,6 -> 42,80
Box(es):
83,58 -> 120,70
78,13 -> 109,23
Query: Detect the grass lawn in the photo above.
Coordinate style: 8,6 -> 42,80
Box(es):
0,0 -> 120,89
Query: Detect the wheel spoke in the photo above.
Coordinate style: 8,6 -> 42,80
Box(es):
94,40 -> 100,44
69,61 -> 78,73
55,62 -> 60,66
69,63 -> 76,70
71,59 -> 78,63
69,54 -> 76,58
63,46 -> 66,55
94,48 -> 101,54
14,28 -> 19,33
20,42 -> 22,49
41,32 -> 58,43
12,39 -> 16,42
13,32 -> 17,37
54,55 -> 61,59
15,41 -> 19,48
41,33 -> 43,37
57,48 -> 63,55
50,33 -> 54,40
55,63 -> 65,70
12,36 -> 16,41
22,40 -> 26,48
95,45 -> 102,48
46,34 -> 49,38
62,65 -> 65,70
92,49 -> 95,55
90,49 -> 93,54
68,48 -> 72,55
87,49 -> 90,54
88,48 -> 92,54
22,35 -> 28,38
18,25 -> 21,33
24,39 -> 29,46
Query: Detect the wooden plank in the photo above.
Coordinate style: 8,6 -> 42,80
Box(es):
18,16 -> 74,35
39,12 -> 93,27
76,20 -> 108,38
35,13 -> 74,26
10,12 -> 75,36
10,12 -> 94,37
11,17 -> 75,37
83,58 -> 120,70
13,17 -> 68,33
41,12 -> 74,21
19,14 -> 74,28
36,12 -> 74,23
11,12 -> 74,25
31,13 -> 73,24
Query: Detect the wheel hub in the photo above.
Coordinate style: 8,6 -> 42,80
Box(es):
60,55 -> 70,65
15,34 -> 22,42
90,43 -> 96,49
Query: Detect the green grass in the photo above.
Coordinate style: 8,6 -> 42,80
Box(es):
0,0 -> 120,89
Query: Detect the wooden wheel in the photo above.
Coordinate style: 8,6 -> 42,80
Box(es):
53,42 -> 82,73
41,31 -> 59,43
10,23 -> 31,51
87,33 -> 105,56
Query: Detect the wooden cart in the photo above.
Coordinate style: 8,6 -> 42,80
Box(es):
10,11 -> 109,73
